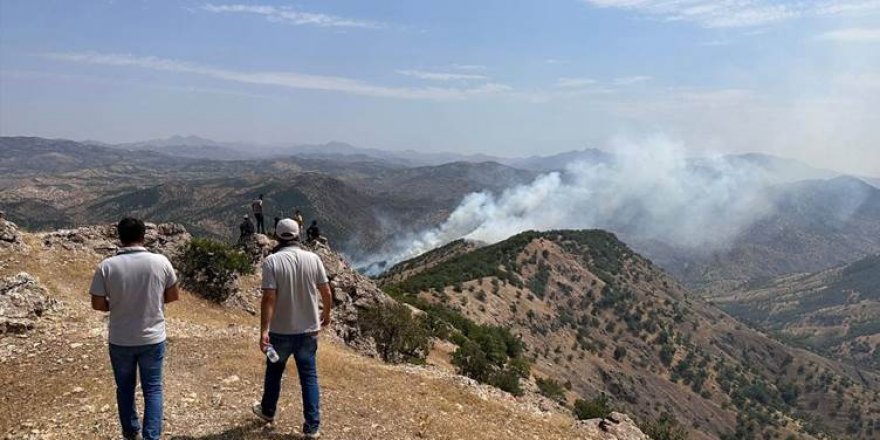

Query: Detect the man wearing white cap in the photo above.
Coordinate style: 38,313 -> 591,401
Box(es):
252,218 -> 332,439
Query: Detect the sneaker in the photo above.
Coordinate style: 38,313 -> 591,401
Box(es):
302,424 -> 321,439
251,403 -> 274,423
122,433 -> 143,440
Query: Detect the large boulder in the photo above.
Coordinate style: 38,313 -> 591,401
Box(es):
0,273 -> 57,334
0,218 -> 26,250
40,222 -> 191,258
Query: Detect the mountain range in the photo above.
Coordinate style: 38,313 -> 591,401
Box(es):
2,135 -> 880,292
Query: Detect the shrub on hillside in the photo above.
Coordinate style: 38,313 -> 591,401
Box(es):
536,377 -> 567,402
359,302 -> 432,364
452,340 -> 527,396
178,238 -> 253,302
573,394 -> 613,420
387,282 -> 531,396
643,412 -> 689,440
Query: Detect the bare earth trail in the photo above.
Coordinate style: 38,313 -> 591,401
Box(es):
0,238 -> 608,440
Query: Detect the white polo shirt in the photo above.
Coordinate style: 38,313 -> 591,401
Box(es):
262,246 -> 329,335
89,247 -> 177,346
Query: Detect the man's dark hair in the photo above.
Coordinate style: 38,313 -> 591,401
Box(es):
117,217 -> 146,245
259,194 -> 264,199
311,220 -> 318,226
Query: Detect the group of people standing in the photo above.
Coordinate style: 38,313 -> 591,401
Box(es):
91,217 -> 332,439
241,194 -> 322,244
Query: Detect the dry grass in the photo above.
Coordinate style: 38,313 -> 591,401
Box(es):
1,235 -> 602,440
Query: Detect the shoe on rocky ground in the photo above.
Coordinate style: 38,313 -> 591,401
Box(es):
302,425 -> 321,439
251,403 -> 274,423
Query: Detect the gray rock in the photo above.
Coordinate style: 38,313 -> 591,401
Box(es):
0,273 -> 57,335
0,219 -> 26,250
308,242 -> 392,354
40,222 -> 191,259
578,412 -> 651,440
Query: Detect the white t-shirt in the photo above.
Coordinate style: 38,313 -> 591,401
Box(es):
89,247 -> 177,346
261,246 -> 329,335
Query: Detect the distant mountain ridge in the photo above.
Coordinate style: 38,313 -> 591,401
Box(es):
642,176 -> 880,292
710,253 -> 880,369
77,135 -> 866,179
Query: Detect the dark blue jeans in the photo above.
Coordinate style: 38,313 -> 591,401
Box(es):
261,332 -> 320,433
109,341 -> 166,440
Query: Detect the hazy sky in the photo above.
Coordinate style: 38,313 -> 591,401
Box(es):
1,0 -> 879,175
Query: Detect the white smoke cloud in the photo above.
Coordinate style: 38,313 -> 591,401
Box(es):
361,136 -> 786,274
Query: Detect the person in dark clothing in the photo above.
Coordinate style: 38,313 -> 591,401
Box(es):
251,194 -> 265,234
239,214 -> 255,242
306,220 -> 321,243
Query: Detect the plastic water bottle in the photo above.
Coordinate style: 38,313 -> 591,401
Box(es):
265,345 -> 280,363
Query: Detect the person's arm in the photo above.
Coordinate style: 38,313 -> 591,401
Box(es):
260,288 -> 277,351
259,259 -> 277,351
164,261 -> 180,304
89,264 -> 110,311
164,284 -> 180,304
318,282 -> 332,328
91,295 -> 110,311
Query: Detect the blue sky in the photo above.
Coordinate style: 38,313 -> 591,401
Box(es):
1,0 -> 879,174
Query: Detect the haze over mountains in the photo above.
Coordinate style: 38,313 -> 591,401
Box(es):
3,134 -> 880,294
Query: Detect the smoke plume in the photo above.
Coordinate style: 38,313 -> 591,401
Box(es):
363,136 -> 794,274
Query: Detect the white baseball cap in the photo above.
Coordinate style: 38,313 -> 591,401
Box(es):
276,218 -> 300,239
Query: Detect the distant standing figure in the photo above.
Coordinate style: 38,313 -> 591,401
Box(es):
89,217 -> 180,440
306,220 -> 321,243
239,214 -> 255,242
252,194 -> 265,234
252,219 -> 332,439
293,209 -> 304,230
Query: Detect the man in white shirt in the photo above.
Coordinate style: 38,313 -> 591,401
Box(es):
90,218 -> 180,440
252,219 -> 332,439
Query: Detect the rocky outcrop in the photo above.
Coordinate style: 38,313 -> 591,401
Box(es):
308,242 -> 393,352
0,273 -> 57,334
237,233 -> 275,265
40,222 -> 190,258
579,412 -> 651,440
0,218 -> 26,250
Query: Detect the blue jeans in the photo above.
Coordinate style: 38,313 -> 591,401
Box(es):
261,332 -> 320,434
109,341 -> 166,440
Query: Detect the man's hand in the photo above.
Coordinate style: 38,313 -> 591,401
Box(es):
259,331 -> 270,353
318,282 -> 332,330
260,288 -> 277,352
90,295 -> 110,312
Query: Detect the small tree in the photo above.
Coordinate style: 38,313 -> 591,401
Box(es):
573,394 -> 613,420
536,377 -> 567,402
360,302 -> 433,364
178,238 -> 253,302
643,412 -> 689,440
